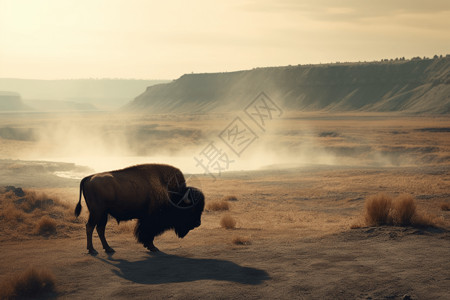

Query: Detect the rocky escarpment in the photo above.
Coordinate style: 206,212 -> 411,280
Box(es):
127,56 -> 450,114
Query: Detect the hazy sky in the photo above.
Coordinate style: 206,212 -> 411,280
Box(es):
1,0 -> 449,80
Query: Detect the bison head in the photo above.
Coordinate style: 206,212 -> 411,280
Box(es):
171,186 -> 205,238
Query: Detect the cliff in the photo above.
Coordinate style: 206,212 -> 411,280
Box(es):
127,57 -> 450,114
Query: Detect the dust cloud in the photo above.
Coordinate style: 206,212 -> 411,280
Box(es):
1,111 -> 447,180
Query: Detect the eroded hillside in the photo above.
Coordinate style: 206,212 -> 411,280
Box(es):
127,57 -> 450,114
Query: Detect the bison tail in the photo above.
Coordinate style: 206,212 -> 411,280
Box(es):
75,202 -> 82,217
75,177 -> 87,217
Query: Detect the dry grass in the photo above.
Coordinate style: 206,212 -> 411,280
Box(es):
17,191 -> 55,213
350,222 -> 363,229
440,202 -> 450,211
390,194 -> 417,226
0,204 -> 27,223
363,193 -> 437,227
0,267 -> 55,299
232,236 -> 251,245
207,200 -> 230,211
365,193 -> 392,225
220,214 -> 236,229
0,186 -> 80,239
223,195 -> 238,201
34,216 -> 57,236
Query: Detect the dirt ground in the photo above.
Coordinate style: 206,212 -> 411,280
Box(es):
0,113 -> 449,299
1,165 -> 449,299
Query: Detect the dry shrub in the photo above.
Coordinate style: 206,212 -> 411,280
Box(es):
0,187 -> 78,237
220,214 -> 236,229
232,236 -> 251,245
35,216 -> 57,236
391,194 -> 416,226
0,267 -> 55,299
207,200 -> 230,211
350,221 -> 364,229
364,193 -> 392,226
0,204 -> 26,223
412,211 -> 441,228
440,202 -> 450,211
223,195 -> 238,202
363,193 -> 437,227
18,191 -> 56,213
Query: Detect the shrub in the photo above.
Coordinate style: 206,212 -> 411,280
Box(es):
207,200 -> 230,211
0,204 -> 26,223
362,193 -> 437,228
220,214 -> 236,229
35,216 -> 57,236
412,211 -> 439,228
223,195 -> 238,201
17,191 -> 55,213
364,193 -> 392,226
232,236 -> 251,245
0,267 -> 55,299
440,202 -> 450,211
391,194 -> 416,226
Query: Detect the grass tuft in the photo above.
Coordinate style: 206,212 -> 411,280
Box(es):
207,200 -> 230,211
440,202 -> 450,211
362,193 -> 437,228
223,195 -> 238,201
364,193 -> 392,226
35,216 -> 57,236
0,267 -> 55,299
391,194 -> 417,226
220,214 -> 236,229
17,191 -> 55,213
232,236 -> 251,245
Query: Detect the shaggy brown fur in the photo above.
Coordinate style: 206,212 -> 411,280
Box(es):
75,164 -> 205,254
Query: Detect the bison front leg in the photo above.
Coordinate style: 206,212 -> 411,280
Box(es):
97,213 -> 115,253
144,238 -> 159,252
135,218 -> 160,252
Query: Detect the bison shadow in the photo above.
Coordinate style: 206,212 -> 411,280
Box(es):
96,252 -> 270,285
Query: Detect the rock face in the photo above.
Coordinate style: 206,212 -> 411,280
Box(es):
126,57 -> 450,114
0,91 -> 31,111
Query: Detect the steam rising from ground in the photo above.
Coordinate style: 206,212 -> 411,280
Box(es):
1,112 -> 448,178
27,115 -> 340,175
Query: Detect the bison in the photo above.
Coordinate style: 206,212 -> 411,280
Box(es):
74,164 -> 205,254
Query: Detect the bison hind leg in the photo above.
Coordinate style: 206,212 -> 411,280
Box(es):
86,215 -> 98,255
97,213 -> 115,253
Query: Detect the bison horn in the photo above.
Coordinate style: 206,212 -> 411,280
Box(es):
180,188 -> 191,205
169,188 -> 196,209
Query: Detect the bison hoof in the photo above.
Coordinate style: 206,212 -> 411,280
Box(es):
105,247 -> 115,253
148,246 -> 159,252
88,248 -> 98,255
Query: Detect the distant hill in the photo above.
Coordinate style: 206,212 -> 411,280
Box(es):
0,79 -> 169,110
25,100 -> 98,112
126,57 -> 450,114
0,91 -> 32,111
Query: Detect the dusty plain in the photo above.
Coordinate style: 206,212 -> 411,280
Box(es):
0,112 -> 449,299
